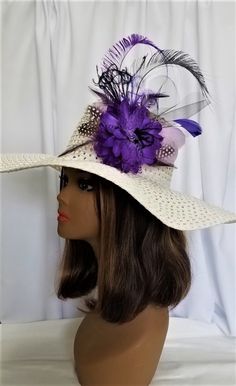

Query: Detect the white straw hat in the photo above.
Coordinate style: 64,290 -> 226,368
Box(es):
1,104 -> 235,231
1,34 -> 235,230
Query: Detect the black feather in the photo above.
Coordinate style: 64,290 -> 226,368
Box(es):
135,49 -> 209,99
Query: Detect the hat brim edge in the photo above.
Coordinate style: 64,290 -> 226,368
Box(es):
1,153 -> 236,230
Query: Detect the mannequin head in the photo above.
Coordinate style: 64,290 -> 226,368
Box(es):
55,167 -> 191,325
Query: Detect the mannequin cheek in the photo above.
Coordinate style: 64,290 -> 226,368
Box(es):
74,214 -> 100,239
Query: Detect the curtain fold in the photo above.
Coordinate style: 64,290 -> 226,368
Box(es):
1,0 -> 235,336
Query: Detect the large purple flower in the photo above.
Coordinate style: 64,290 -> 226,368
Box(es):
93,99 -> 163,173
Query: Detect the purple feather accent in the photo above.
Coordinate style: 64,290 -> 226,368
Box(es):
101,34 -> 160,71
174,119 -> 202,137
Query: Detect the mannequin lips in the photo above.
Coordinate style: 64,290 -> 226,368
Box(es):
57,211 -> 70,222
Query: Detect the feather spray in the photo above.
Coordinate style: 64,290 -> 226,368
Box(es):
89,34 -> 210,172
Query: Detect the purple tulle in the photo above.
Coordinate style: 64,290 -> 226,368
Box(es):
93,99 -> 163,173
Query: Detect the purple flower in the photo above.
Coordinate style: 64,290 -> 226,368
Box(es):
93,99 -> 163,173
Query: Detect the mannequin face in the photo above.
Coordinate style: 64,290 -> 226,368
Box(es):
57,167 -> 100,255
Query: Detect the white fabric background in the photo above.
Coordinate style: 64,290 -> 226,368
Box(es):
1,1 -> 235,336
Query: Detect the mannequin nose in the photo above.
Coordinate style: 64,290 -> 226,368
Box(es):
57,191 -> 65,204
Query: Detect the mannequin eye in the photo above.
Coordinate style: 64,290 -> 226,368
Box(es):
58,174 -> 94,192
77,178 -> 94,192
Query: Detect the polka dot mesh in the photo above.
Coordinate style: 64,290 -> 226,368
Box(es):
157,144 -> 175,160
66,105 -> 102,149
0,105 -> 236,230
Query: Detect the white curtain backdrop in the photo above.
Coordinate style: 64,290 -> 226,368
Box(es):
1,0 -> 235,336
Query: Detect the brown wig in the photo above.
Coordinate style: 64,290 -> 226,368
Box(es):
55,167 -> 192,324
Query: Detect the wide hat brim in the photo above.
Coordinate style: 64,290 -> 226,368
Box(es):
1,152 -> 235,231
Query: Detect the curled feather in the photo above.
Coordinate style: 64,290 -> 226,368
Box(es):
135,49 -> 209,99
93,34 -> 210,121
101,33 -> 161,71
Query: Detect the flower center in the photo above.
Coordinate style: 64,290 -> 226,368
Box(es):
131,128 -> 155,148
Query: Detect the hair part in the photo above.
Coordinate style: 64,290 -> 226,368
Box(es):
55,170 -> 192,324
